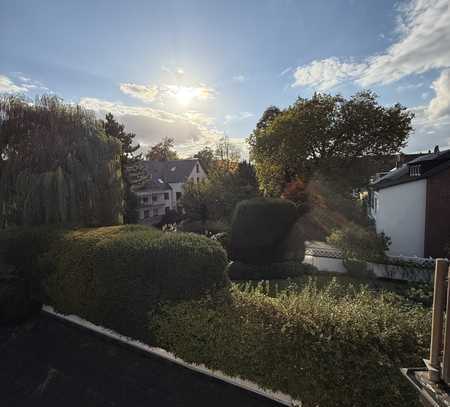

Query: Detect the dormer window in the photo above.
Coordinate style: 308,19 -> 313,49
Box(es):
410,165 -> 421,176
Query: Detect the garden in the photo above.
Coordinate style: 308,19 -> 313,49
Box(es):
0,94 -> 432,406
0,197 -> 432,407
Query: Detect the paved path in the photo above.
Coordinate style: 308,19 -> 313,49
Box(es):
0,313 -> 281,407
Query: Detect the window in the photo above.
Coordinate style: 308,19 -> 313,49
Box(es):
153,208 -> 159,216
152,195 -> 157,202
142,196 -> 148,204
196,163 -> 199,173
197,177 -> 200,183
164,192 -> 169,200
143,210 -> 149,219
176,192 -> 182,200
410,165 -> 421,176
165,206 -> 170,214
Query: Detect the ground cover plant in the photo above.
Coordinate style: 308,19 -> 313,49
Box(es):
152,279 -> 431,407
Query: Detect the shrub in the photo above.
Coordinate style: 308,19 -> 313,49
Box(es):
43,225 -> 229,340
226,260 -> 317,280
152,281 -> 430,407
0,226 -> 64,318
230,198 -> 299,264
327,223 -> 390,263
281,178 -> 309,214
210,232 -> 231,255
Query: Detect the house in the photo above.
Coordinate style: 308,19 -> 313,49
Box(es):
128,159 -> 207,224
369,146 -> 450,258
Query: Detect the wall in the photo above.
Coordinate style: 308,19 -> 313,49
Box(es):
425,167 -> 450,257
373,179 -> 427,256
135,190 -> 172,221
303,255 -> 347,273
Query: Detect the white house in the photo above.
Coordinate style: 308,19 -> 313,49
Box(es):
128,159 -> 207,224
369,147 -> 450,258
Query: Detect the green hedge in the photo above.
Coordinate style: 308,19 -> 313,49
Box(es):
0,226 -> 65,321
43,225 -> 229,340
226,260 -> 317,280
230,198 -> 299,264
152,281 -> 430,407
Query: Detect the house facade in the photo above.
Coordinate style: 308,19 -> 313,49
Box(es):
369,147 -> 450,258
127,159 -> 207,224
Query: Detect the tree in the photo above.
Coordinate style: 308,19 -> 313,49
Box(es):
193,146 -> 215,173
0,95 -> 123,228
102,113 -> 140,224
146,137 -> 179,161
248,91 -> 414,195
102,112 -> 141,165
215,136 -> 240,172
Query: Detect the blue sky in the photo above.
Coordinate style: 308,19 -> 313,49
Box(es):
1,0 -> 449,157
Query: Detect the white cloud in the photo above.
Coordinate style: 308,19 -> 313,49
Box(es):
233,74 -> 246,83
119,82 -> 216,105
427,69 -> 450,119
119,83 -> 160,103
292,58 -> 366,91
280,67 -> 292,77
224,112 -> 254,124
292,0 -> 450,90
407,105 -> 450,152
79,97 -> 236,157
0,75 -> 28,93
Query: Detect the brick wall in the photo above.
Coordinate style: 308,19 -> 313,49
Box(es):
425,167 -> 450,257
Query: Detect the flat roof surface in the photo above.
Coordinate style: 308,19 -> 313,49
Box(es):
0,313 -> 280,407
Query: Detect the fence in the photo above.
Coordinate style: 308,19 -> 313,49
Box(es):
427,259 -> 450,384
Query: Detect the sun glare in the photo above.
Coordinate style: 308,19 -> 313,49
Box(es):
175,86 -> 197,106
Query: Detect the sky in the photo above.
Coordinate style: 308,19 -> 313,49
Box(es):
1,0 -> 449,158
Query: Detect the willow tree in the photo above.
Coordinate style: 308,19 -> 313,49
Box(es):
0,95 -> 123,228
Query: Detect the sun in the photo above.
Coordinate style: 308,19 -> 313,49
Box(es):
174,86 -> 197,106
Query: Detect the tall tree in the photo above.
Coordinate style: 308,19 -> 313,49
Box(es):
146,137 -> 179,161
214,136 -> 241,172
102,113 -> 141,224
248,91 -> 414,195
193,146 -> 215,173
102,113 -> 141,166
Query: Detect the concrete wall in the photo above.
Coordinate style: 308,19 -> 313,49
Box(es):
373,179 -> 427,256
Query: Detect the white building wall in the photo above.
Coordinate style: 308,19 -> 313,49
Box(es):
373,179 -> 427,257
169,161 -> 208,208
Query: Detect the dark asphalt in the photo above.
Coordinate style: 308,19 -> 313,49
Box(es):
0,312 -> 281,407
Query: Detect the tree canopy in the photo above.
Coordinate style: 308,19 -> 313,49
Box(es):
146,137 -> 179,161
248,91 -> 414,195
193,147 -> 215,173
0,95 -> 123,228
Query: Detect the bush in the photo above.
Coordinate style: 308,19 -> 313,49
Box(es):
226,260 -> 317,280
210,232 -> 231,255
230,198 -> 299,264
152,281 -> 430,407
43,225 -> 229,340
0,226 -> 64,321
327,223 -> 390,263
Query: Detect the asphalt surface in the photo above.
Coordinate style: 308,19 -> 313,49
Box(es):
0,312 -> 281,407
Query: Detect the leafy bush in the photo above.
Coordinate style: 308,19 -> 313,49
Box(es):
152,281 -> 430,407
226,260 -> 317,280
44,225 -> 229,340
327,223 -> 390,262
281,178 -> 309,214
210,232 -> 231,255
0,226 -> 64,319
230,198 -> 299,264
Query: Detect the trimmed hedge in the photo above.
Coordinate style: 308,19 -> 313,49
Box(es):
230,198 -> 299,265
43,225 -> 229,340
226,260 -> 317,280
152,281 -> 430,407
0,226 -> 64,322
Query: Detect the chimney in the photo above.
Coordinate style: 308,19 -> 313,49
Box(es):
434,145 -> 440,154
